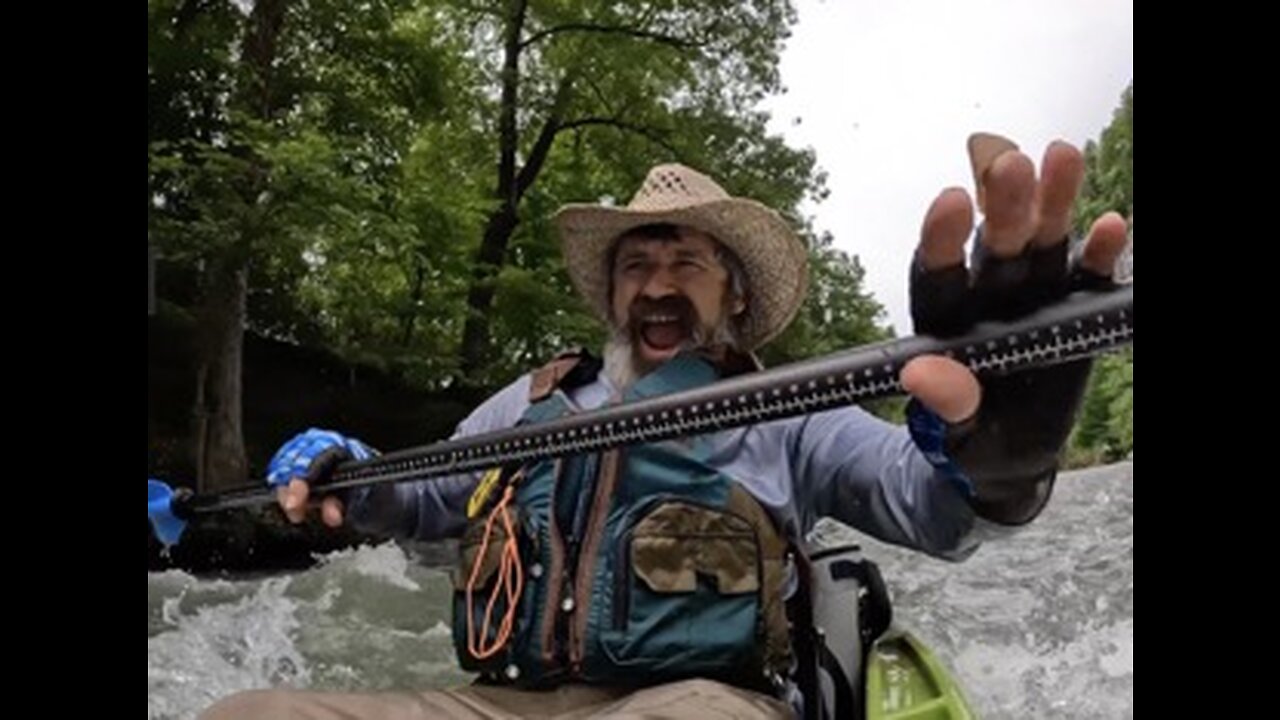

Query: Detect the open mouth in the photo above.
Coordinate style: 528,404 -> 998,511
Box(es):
638,313 -> 689,352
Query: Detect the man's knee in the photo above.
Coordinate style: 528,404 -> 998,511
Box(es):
659,678 -> 727,695
198,689 -> 297,720
600,678 -> 791,719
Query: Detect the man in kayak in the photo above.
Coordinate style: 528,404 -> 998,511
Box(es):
199,133 -> 1128,719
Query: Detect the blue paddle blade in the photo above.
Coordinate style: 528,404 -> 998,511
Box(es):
148,479 -> 188,546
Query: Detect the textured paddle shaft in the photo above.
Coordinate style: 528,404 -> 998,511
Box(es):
170,285 -> 1132,520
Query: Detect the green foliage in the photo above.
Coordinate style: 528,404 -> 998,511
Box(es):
1070,83 -> 1133,464
1076,84 -> 1133,233
149,0 -> 892,398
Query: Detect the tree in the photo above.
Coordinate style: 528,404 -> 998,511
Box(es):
1076,84 -> 1133,231
149,0 -> 894,483
1069,82 -> 1133,463
435,0 -> 809,379
148,0 -> 450,489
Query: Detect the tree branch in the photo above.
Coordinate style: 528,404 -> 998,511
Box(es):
584,75 -> 617,117
557,117 -> 684,159
514,75 -> 576,199
495,0 -> 530,201
520,23 -> 708,51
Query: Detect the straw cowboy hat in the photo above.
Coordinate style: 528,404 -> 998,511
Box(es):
553,164 -> 810,350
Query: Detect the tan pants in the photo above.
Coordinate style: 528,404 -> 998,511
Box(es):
198,678 -> 793,719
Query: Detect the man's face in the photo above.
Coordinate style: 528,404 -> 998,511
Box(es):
609,227 -> 745,372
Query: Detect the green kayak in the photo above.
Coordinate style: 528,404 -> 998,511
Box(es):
866,629 -> 976,720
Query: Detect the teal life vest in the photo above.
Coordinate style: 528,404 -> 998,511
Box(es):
452,352 -> 793,690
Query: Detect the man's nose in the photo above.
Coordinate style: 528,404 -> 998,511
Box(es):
640,264 -> 678,299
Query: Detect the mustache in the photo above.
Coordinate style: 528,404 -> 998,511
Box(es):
627,295 -> 697,327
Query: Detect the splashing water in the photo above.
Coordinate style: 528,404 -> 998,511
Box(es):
148,463 -> 1132,719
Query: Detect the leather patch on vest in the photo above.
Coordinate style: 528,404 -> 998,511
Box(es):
527,348 -> 603,402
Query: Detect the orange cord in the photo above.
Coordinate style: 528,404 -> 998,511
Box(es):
465,484 -> 524,661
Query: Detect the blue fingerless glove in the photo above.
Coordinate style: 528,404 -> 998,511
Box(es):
266,428 -> 378,488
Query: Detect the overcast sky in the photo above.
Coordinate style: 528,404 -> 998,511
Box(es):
762,0 -> 1133,334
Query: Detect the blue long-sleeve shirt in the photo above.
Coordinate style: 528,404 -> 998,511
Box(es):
347,370 -> 984,561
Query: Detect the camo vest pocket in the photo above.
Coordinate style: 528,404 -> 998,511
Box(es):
601,499 -> 763,677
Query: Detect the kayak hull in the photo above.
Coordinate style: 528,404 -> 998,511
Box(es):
866,629 -> 976,720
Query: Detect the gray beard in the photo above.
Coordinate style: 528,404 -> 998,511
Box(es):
602,320 -> 741,393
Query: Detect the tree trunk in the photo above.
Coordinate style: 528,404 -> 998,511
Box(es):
188,0 -> 287,489
459,0 -> 528,377
194,263 -> 249,491
460,205 -> 519,375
